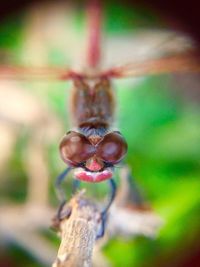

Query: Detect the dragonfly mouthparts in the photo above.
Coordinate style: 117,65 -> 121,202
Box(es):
74,168 -> 113,183
85,157 -> 104,171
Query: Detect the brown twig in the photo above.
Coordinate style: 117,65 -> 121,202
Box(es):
52,166 -> 163,267
52,190 -> 102,267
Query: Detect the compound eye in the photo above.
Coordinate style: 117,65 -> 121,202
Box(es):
59,131 -> 96,165
97,132 -> 127,164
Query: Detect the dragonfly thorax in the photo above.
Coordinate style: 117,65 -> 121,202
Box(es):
70,77 -> 115,130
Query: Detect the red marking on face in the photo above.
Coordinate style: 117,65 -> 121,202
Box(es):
85,157 -> 103,171
74,169 -> 113,183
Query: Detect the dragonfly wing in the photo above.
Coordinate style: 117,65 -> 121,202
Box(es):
103,50 -> 200,78
0,1 -> 88,81
0,65 -> 76,81
102,29 -> 194,68
101,29 -> 200,78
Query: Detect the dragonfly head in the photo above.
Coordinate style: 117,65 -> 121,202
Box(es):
59,130 -> 127,182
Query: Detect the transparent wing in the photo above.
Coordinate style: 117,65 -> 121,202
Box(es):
0,65 -> 77,80
0,1 -> 88,81
103,49 -> 200,78
101,29 -> 195,68
100,28 -> 200,78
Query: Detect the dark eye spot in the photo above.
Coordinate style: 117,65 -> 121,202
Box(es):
59,131 -> 96,165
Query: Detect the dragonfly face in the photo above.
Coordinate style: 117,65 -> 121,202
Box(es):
59,130 -> 127,182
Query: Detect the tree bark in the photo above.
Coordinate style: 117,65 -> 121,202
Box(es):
52,191 -> 101,267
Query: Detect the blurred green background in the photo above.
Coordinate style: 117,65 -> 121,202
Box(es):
0,1 -> 200,267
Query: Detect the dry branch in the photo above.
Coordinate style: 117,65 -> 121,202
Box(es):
52,167 -> 163,267
52,190 -> 102,267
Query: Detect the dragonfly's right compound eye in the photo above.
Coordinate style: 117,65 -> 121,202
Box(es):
97,131 -> 128,164
59,131 -> 96,166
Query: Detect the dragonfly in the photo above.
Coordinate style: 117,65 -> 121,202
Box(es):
0,0 -> 199,233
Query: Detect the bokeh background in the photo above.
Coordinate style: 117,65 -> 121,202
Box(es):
0,0 -> 200,266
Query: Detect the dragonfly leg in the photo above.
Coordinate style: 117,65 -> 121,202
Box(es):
96,178 -> 117,239
55,167 -> 72,219
72,179 -> 81,194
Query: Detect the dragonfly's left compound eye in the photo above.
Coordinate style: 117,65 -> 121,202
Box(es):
97,131 -> 127,164
59,131 -> 96,166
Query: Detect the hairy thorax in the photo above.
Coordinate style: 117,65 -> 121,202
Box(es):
70,78 -> 115,129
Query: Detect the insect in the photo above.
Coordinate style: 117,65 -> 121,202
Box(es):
0,0 -> 199,228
